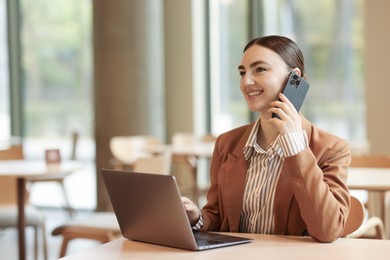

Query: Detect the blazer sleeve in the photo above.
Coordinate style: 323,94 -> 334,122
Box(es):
284,132 -> 351,242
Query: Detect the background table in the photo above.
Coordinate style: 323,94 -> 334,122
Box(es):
348,168 -> 390,191
142,142 -> 214,158
0,160 -> 83,260
60,233 -> 390,260
348,167 -> 390,238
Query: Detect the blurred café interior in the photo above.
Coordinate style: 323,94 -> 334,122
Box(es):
1,0 -> 390,259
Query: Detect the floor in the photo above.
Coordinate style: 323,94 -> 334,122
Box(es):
0,208 -> 104,260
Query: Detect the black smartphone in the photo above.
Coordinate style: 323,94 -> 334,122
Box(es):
272,70 -> 310,119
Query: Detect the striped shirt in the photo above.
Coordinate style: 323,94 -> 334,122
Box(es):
239,118 -> 308,233
193,117 -> 308,232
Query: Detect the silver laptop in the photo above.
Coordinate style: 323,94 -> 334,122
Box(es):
101,169 -> 252,250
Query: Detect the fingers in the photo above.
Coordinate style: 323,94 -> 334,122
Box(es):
181,196 -> 197,212
269,93 -> 295,117
269,93 -> 302,134
181,196 -> 201,225
278,92 -> 292,105
181,196 -> 192,205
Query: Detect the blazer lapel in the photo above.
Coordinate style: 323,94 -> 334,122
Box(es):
223,123 -> 254,231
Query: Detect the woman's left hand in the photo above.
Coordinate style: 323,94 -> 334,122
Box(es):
268,93 -> 302,135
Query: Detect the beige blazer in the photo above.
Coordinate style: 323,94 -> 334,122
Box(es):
201,116 -> 351,242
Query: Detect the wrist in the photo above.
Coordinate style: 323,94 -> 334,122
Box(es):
190,206 -> 201,226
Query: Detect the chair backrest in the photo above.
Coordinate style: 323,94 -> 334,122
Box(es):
201,133 -> 217,143
110,135 -> 161,164
350,154 -> 390,168
172,132 -> 216,145
171,132 -> 198,147
133,150 -> 172,175
0,144 -> 24,160
342,196 -> 365,237
349,140 -> 370,156
0,144 -> 26,205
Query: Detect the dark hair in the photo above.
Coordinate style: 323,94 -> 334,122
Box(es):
244,35 -> 305,78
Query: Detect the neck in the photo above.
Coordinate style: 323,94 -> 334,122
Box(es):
257,115 -> 279,149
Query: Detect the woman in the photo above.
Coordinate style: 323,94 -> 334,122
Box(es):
182,35 -> 351,243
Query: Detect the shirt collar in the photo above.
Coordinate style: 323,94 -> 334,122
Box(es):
243,116 -> 285,161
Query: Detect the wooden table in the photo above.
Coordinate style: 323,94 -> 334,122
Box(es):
348,167 -> 390,191
112,142 -> 214,169
60,233 -> 390,260
142,142 -> 215,158
0,160 -> 83,260
348,167 -> 390,238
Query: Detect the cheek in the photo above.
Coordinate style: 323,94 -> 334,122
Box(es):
262,79 -> 285,102
271,77 -> 287,94
275,83 -> 285,94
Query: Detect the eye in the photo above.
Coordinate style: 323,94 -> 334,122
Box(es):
255,67 -> 266,73
238,70 -> 246,77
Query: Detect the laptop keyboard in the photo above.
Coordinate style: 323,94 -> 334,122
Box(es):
193,231 -> 235,246
196,238 -> 227,247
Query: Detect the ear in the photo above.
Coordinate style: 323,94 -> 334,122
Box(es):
291,68 -> 302,77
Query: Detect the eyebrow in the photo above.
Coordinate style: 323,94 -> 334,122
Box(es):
238,60 -> 269,70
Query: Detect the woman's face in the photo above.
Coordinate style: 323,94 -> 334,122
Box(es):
238,44 -> 290,114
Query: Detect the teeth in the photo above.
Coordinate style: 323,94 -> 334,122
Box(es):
248,91 -> 261,96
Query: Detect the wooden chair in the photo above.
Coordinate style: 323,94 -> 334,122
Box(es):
170,133 -> 215,203
109,135 -> 161,170
342,196 -> 365,237
346,216 -> 386,239
171,133 -> 198,196
27,131 -> 79,218
0,144 -> 48,260
51,212 -> 120,258
348,154 -> 390,239
343,196 -> 386,239
133,149 -> 172,175
51,151 -> 172,258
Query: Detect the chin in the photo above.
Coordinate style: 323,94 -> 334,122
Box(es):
245,102 -> 259,110
248,106 -> 261,113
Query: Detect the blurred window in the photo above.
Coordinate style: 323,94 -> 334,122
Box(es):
0,0 -> 10,143
208,0 -> 250,134
20,0 -> 95,209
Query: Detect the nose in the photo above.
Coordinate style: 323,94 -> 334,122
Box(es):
243,73 -> 255,85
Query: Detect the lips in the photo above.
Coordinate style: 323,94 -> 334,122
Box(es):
247,90 -> 263,97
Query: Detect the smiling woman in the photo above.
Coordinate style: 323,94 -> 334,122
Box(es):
182,35 -> 351,243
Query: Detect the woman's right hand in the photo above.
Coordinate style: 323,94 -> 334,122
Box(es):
181,196 -> 201,226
